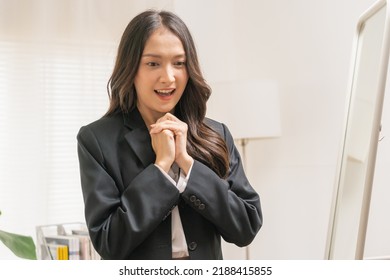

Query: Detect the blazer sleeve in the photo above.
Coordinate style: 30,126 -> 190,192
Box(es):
181,123 -> 263,247
77,125 -> 180,259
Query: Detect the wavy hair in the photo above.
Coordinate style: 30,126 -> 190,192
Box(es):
106,10 -> 229,178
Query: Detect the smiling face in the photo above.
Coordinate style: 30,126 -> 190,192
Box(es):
134,26 -> 189,127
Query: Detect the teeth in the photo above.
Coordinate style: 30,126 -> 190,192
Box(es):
155,89 -> 174,96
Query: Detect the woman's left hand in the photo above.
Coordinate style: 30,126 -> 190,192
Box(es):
150,113 -> 194,174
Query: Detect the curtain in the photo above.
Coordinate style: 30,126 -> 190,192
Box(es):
0,0 -> 167,259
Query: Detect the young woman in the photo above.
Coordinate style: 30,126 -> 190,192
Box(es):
77,9 -> 262,260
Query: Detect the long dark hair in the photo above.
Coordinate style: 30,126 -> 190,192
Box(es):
106,10 -> 229,178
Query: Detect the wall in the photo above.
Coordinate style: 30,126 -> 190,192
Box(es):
174,0 -> 384,259
1,0 -> 388,260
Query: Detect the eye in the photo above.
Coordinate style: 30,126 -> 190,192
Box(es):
174,61 -> 186,68
146,62 -> 159,67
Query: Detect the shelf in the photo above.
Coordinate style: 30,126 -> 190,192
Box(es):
36,222 -> 100,260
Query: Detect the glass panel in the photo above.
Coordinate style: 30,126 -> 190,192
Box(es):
328,1 -> 390,259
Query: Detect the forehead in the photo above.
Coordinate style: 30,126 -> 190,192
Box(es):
142,27 -> 185,56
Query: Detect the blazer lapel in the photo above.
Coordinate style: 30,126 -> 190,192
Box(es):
123,109 -> 156,167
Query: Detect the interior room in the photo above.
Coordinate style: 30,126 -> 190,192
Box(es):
1,0 -> 389,260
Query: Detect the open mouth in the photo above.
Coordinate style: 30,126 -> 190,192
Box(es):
154,89 -> 175,97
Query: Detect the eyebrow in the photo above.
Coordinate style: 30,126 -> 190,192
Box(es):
142,53 -> 186,59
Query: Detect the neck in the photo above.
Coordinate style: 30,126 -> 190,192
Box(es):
138,107 -> 164,129
137,105 -> 172,130
140,113 -> 161,130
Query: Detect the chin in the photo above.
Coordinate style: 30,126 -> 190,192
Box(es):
158,105 -> 177,114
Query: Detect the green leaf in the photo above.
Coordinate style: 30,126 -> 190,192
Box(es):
0,230 -> 37,260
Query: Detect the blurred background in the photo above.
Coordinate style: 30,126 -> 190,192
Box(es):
1,0 -> 389,259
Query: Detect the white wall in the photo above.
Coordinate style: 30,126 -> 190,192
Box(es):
175,0 -> 385,259
2,0 -> 389,260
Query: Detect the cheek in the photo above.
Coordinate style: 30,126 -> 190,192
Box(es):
133,72 -> 142,89
177,70 -> 189,84
135,72 -> 155,91
133,75 -> 148,98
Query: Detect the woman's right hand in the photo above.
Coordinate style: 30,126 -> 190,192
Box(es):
150,128 -> 175,173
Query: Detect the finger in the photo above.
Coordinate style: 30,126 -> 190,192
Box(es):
161,129 -> 175,137
163,112 -> 178,121
156,113 -> 179,123
150,120 -> 176,129
156,113 -> 172,123
150,126 -> 175,135
150,121 -> 180,134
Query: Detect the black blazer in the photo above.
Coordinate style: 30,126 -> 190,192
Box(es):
77,108 -> 262,260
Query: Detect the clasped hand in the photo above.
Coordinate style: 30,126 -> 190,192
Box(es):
150,113 -> 193,175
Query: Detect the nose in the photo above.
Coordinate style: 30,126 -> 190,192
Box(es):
160,65 -> 175,84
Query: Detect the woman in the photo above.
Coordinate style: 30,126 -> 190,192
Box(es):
77,9 -> 262,260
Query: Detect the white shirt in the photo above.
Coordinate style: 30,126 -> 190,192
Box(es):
155,163 -> 192,258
